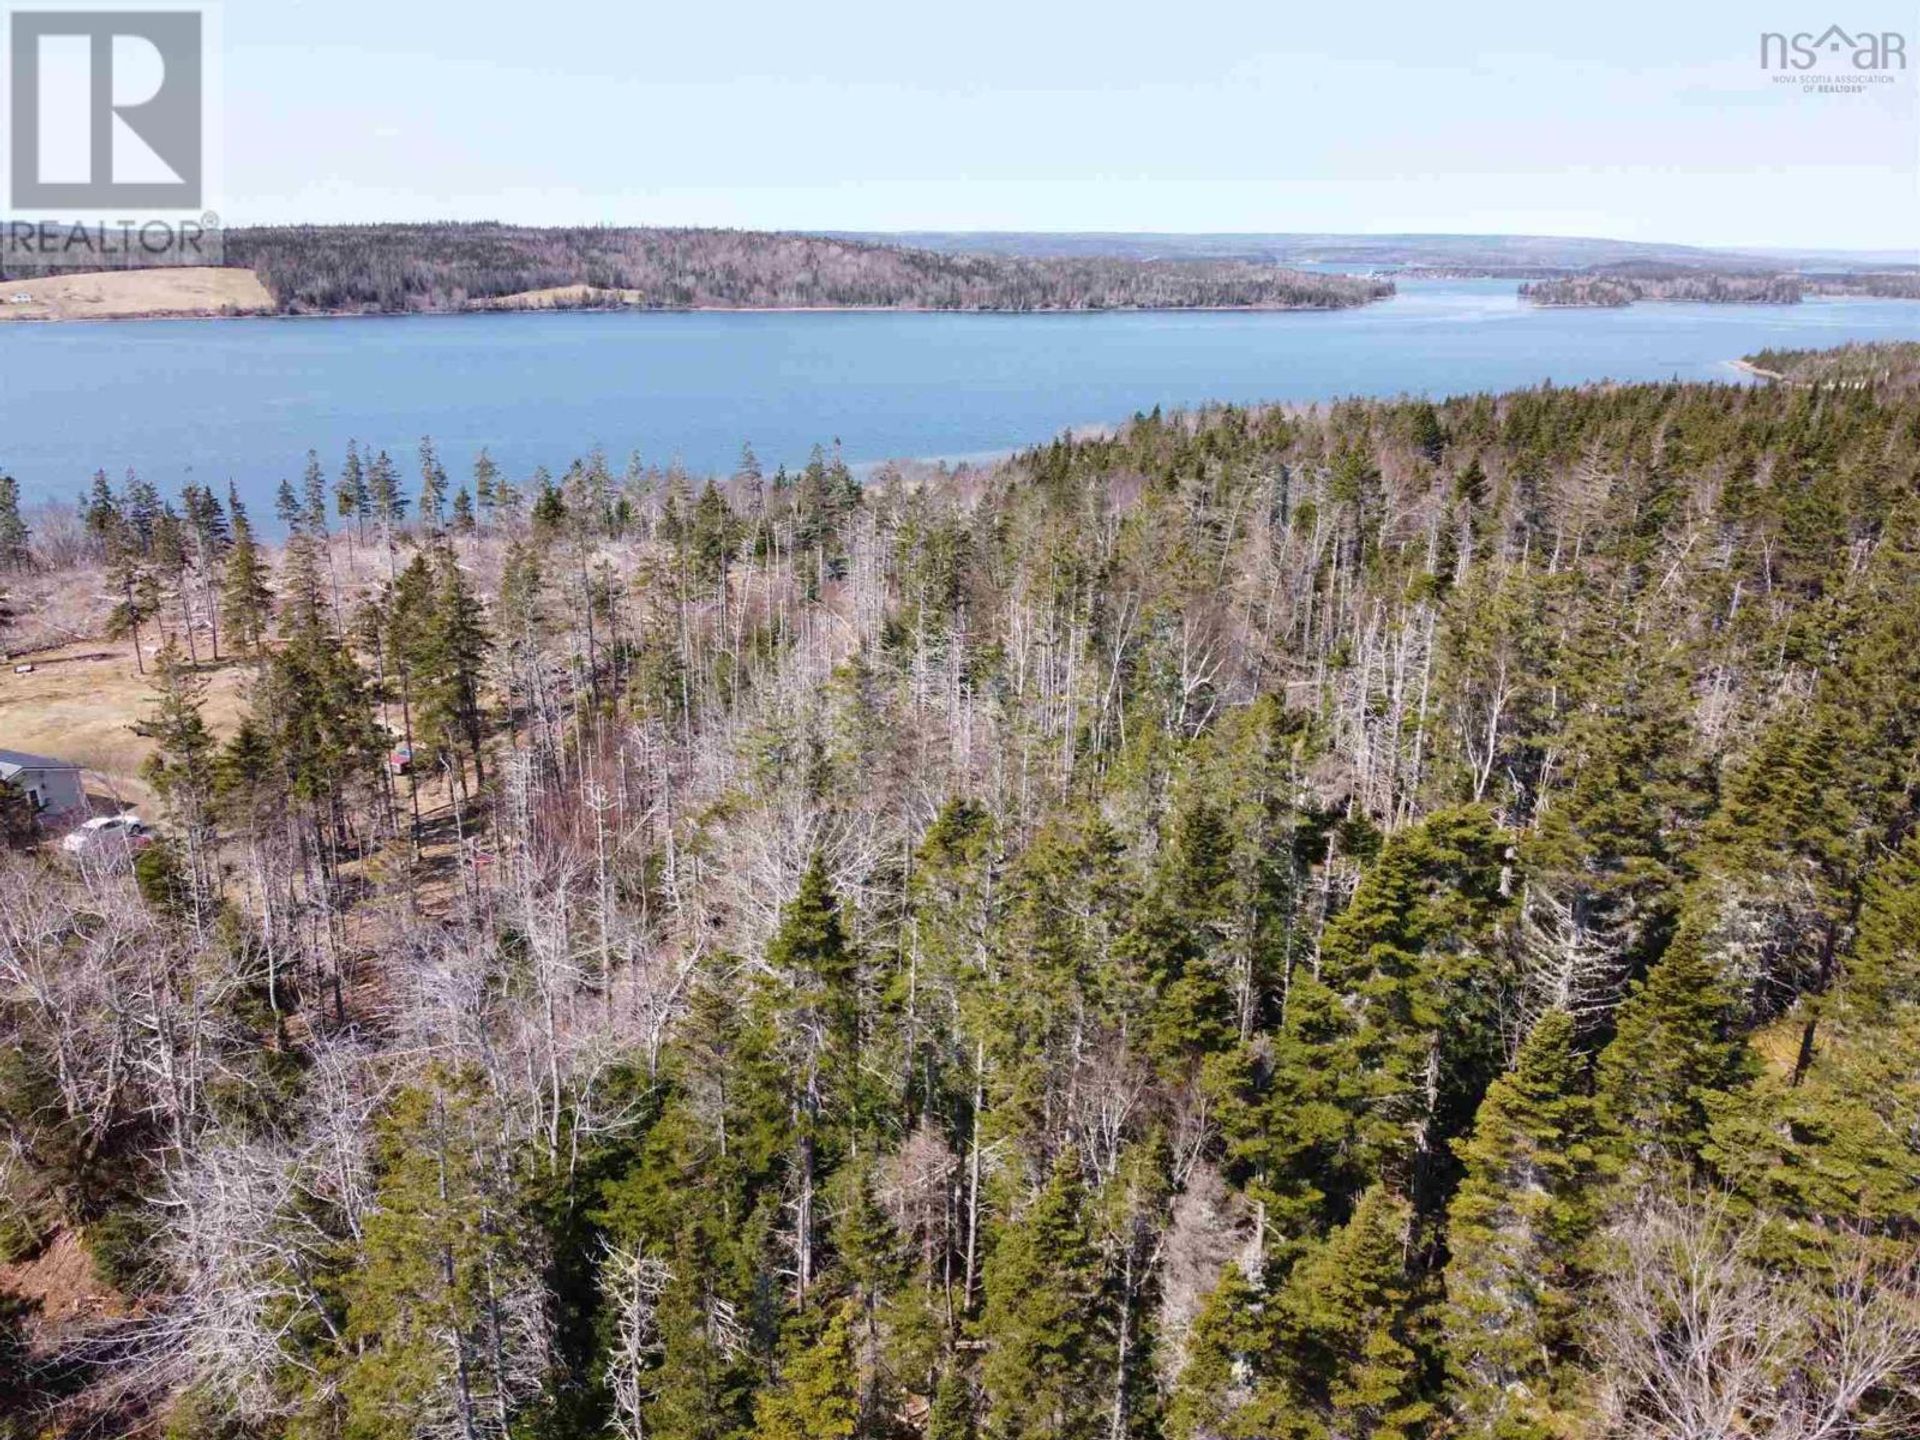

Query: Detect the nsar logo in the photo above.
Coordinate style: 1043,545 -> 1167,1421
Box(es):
1760,24 -> 1907,71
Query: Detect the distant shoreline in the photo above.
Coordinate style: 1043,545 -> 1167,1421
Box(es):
0,297 -> 1386,326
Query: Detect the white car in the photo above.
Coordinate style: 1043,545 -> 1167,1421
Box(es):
61,814 -> 154,856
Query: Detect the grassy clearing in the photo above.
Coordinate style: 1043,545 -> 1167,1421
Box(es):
0,639 -> 252,807
0,266 -> 273,322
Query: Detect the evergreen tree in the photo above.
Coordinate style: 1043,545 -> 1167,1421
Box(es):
422,547 -> 491,784
134,639 -> 220,928
1441,1009 -> 1601,1439
752,852 -> 864,1307
1244,1185 -> 1429,1440
633,1258 -> 757,1440
1843,830 -> 1920,1013
180,481 -> 228,552
752,1301 -> 861,1440
302,448 -> 331,535
1596,923 -> 1754,1166
274,477 -> 304,534
1116,793 -> 1238,1076
689,480 -> 739,584
278,527 -> 332,638
1164,1265 -> 1259,1440
81,469 -> 121,544
368,449 -> 405,533
929,1366 -> 979,1440
338,440 -> 372,541
391,548 -> 491,786
531,473 -> 567,537
123,473 -> 161,551
149,503 -> 196,660
472,448 -> 500,531
1313,806 -> 1515,1208
220,503 -> 274,656
0,473 -> 30,571
735,442 -> 766,529
105,526 -> 162,674
338,1073 -> 548,1440
418,435 -> 449,530
979,1157 -> 1102,1440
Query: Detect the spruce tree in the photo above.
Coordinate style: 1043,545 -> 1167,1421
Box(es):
81,469 -> 121,545
338,439 -> 370,541
928,1367 -> 978,1440
472,448 -> 500,531
1442,1009 -> 1601,1439
274,477 -> 304,534
1116,794 -> 1237,1076
105,527 -> 161,673
393,547 -> 491,786
1596,924 -> 1754,1166
752,1301 -> 861,1440
220,504 -> 274,656
1313,806 -> 1514,1207
302,449 -> 330,535
135,638 -> 219,926
149,503 -> 196,660
368,448 -> 404,535
0,473 -> 30,571
752,852 -> 864,1306
418,435 -> 448,530
979,1157 -> 1101,1440
1164,1264 -> 1258,1440
1843,830 -> 1920,1013
339,1074 -> 546,1440
1248,1184 -> 1430,1440
688,480 -> 739,584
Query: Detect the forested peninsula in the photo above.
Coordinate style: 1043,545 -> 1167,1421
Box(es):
5,354 -> 1920,1438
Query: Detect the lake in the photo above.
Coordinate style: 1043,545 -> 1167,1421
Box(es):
5,278 -> 1920,521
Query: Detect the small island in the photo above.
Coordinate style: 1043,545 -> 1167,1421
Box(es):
1520,270 -> 1803,307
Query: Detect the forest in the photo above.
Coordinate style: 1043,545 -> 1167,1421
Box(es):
0,225 -> 1393,314
3,353 -> 1920,1440
1811,274 -> 1920,302
1746,341 -> 1920,388
1518,271 -> 1805,307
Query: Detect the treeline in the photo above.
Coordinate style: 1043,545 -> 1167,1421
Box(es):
1520,269 -> 1804,306
1809,272 -> 1920,300
6,362 -> 1920,1438
210,224 -> 1394,314
1748,339 -> 1920,388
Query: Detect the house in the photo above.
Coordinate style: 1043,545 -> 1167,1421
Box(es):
0,748 -> 87,820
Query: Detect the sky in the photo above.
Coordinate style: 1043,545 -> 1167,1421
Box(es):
107,0 -> 1920,251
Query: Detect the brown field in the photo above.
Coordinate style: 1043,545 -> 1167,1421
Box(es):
0,639 -> 251,808
468,282 -> 644,311
0,266 -> 273,322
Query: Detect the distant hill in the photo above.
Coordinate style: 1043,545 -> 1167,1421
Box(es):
833,231 -> 1913,275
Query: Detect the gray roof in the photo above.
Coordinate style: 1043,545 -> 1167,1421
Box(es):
0,747 -> 82,772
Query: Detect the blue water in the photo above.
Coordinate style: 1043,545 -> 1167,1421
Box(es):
4,279 -> 1919,519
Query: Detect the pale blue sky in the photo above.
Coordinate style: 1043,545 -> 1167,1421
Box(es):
213,0 -> 1917,251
